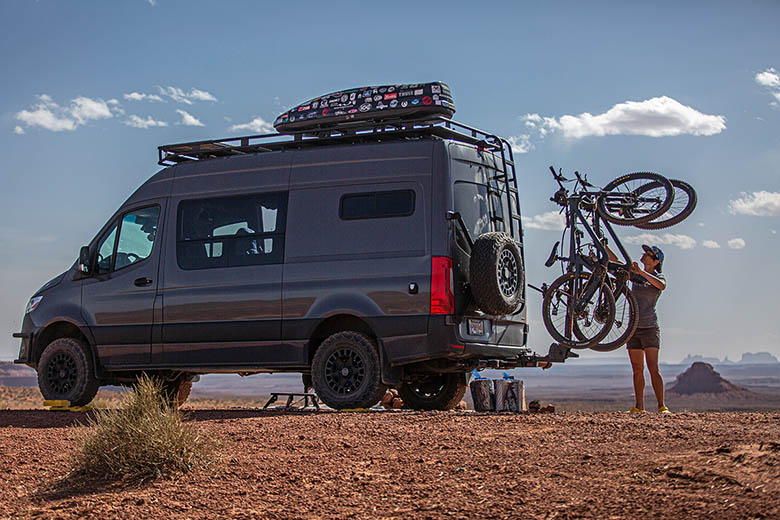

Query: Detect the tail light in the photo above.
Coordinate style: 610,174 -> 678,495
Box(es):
430,256 -> 454,315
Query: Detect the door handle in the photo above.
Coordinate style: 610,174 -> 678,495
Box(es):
134,277 -> 153,287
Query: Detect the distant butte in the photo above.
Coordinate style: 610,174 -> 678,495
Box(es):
669,362 -> 755,396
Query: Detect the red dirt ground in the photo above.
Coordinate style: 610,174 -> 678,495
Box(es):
0,409 -> 778,519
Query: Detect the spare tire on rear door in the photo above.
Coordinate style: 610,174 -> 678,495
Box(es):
469,232 -> 524,315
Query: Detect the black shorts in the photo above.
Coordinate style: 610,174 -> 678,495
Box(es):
627,326 -> 660,350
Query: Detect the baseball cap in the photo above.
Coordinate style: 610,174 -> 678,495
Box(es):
641,244 -> 664,266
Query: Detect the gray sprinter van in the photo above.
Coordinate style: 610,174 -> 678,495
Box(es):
14,117 -> 546,410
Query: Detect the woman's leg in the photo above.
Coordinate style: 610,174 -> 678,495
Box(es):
644,347 -> 665,409
628,348 -> 646,410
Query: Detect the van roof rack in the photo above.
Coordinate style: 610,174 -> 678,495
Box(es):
158,116 -> 523,243
157,117 -> 511,167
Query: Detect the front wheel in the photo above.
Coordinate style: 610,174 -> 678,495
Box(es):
37,337 -> 100,406
397,373 -> 467,411
634,179 -> 697,230
311,331 -> 387,410
597,172 -> 674,226
542,272 -> 616,348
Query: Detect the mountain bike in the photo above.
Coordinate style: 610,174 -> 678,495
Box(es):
539,167 -> 676,349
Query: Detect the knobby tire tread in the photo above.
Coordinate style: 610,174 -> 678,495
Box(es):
597,172 -> 674,226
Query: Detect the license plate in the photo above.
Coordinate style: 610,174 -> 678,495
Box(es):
468,319 -> 485,336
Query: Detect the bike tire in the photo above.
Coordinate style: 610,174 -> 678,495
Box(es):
634,179 -> 697,230
597,172 -> 674,226
576,285 -> 639,352
542,271 -> 616,349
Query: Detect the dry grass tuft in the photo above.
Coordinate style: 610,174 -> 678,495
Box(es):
72,374 -> 212,480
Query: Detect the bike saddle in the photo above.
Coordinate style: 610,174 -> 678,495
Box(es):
545,241 -> 560,267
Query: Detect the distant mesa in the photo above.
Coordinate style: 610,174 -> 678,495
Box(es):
740,352 -> 779,364
679,354 -> 721,365
679,352 -> 779,365
669,362 -> 754,396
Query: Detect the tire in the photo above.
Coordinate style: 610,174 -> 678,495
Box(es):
398,373 -> 467,411
542,271 -> 616,349
634,179 -> 697,230
469,232 -> 524,315
597,172 -> 674,226
311,331 -> 387,410
37,337 -> 100,407
578,285 -> 638,352
161,377 -> 193,408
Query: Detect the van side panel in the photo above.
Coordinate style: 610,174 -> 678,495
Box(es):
158,153 -> 294,367
282,141 -> 433,354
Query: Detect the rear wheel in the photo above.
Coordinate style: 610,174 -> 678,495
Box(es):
312,331 -> 387,410
37,337 -> 99,406
542,272 -> 616,348
161,377 -> 193,408
578,285 -> 638,352
398,373 -> 467,411
634,179 -> 697,230
597,172 -> 674,226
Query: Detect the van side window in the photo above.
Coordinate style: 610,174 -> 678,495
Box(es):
115,206 -> 161,271
339,190 -> 415,220
95,221 -> 118,274
176,192 -> 287,270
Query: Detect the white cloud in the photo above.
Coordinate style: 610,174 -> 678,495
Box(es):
697,222 -> 705,227
13,126 -> 25,135
755,68 -> 780,89
229,116 -> 275,134
124,115 -> 168,129
69,97 -> 112,124
147,0 -> 157,5
702,240 -> 720,249
727,238 -> 746,250
507,134 -> 533,154
16,95 -> 76,132
625,232 -> 697,250
124,92 -> 165,102
521,211 -> 565,231
520,96 -> 726,142
755,68 -> 780,107
188,88 -> 217,102
729,191 -> 780,216
176,109 -> 204,127
158,86 -> 217,104
15,94 -> 113,132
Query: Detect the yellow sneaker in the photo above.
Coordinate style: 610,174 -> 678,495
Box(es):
658,405 -> 671,414
627,407 -> 646,414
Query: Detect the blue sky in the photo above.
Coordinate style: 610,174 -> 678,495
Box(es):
1,1 -> 779,362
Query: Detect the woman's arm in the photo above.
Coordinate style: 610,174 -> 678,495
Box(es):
630,262 -> 666,290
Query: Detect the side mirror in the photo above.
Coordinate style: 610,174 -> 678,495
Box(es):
78,246 -> 91,274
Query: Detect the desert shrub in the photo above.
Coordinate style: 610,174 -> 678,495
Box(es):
72,374 -> 211,480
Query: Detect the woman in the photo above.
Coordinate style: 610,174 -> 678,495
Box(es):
627,244 -> 670,414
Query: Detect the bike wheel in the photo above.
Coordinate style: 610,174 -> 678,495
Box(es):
634,179 -> 697,230
577,285 -> 638,352
542,271 -> 616,349
597,172 -> 674,226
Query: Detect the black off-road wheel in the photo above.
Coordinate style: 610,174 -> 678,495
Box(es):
161,377 -> 193,408
311,332 -> 387,410
37,337 -> 100,406
398,373 -> 467,411
469,232 -> 524,316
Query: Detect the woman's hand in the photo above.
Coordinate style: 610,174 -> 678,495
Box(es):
630,261 -> 642,274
